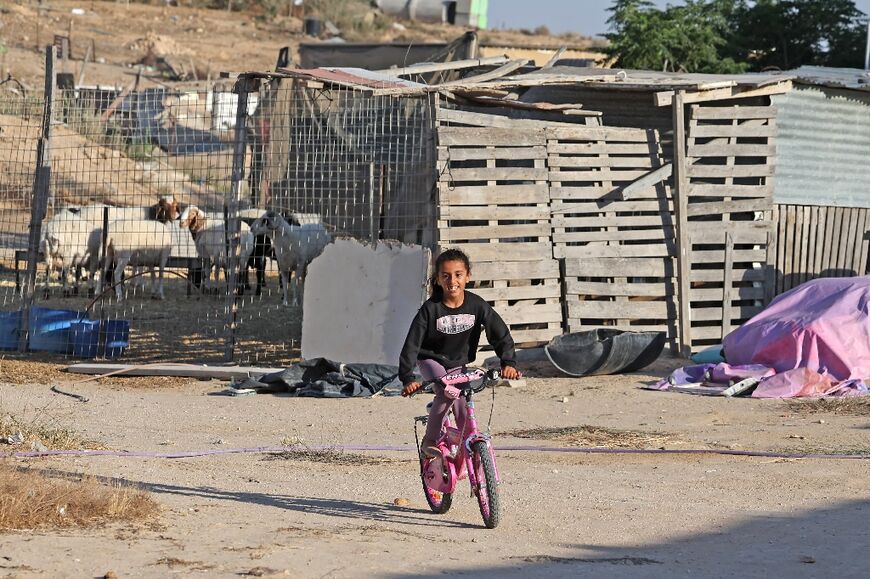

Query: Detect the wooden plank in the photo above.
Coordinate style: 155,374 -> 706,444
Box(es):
473,284 -> 561,301
550,185 -> 666,201
548,143 -> 655,155
495,303 -> 563,325
550,126 -> 653,142
691,285 -> 765,301
548,156 -> 657,169
438,146 -> 547,162
551,199 -> 674,213
854,208 -> 869,276
438,107 -> 569,130
567,299 -> 673,319
690,106 -> 777,120
440,205 -> 550,220
807,205 -> 820,278
566,321 -> 671,333
691,248 -> 767,263
688,143 -> 777,158
472,260 -> 560,280
654,81 -> 792,107
689,124 -> 777,138
840,207 -> 857,273
689,305 -> 764,322
783,206 -> 796,290
799,205 -> 811,284
378,55 -> 510,75
620,164 -> 672,201
441,166 -> 549,182
441,184 -> 549,205
439,58 -> 530,87
690,267 -> 766,283
439,223 -> 551,241
566,280 -> 673,298
689,184 -> 772,198
687,221 -> 773,240
555,244 -> 673,259
548,169 -> 653,183
485,327 -> 561,346
686,198 -> 772,217
438,127 -> 545,147
454,242 -> 552,262
552,215 -> 673,228
553,228 -> 673,244
66,363 -> 284,379
563,257 -> 674,277
721,232 -> 734,339
686,164 -> 775,179
774,206 -> 785,294
829,206 -> 844,276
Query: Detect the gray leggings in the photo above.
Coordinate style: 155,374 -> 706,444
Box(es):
418,359 -> 469,442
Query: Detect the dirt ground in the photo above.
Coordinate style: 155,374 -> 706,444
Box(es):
0,355 -> 869,578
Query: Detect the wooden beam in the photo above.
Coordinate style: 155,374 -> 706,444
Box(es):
673,90 -> 693,357
438,59 -> 530,87
618,163 -> 672,201
541,47 -> 567,69
66,363 -> 284,379
654,81 -> 793,107
377,55 -> 510,76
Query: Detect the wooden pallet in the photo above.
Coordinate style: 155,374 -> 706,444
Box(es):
435,115 -> 562,347
548,125 -> 677,340
775,204 -> 870,293
682,103 -> 778,347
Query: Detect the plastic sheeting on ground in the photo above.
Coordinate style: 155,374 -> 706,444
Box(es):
652,277 -> 870,398
231,358 -> 421,398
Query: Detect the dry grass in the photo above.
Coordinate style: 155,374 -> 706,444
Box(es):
0,464 -> 158,531
786,397 -> 870,417
264,446 -> 397,466
153,557 -> 215,571
0,403 -> 104,451
504,425 -> 682,449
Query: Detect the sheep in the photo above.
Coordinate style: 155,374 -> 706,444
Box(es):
178,205 -> 254,295
249,211 -> 331,306
101,219 -> 173,300
39,211 -> 101,297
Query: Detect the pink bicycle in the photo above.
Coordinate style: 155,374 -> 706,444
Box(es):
412,368 -> 502,529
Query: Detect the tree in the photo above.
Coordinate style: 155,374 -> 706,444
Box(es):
604,0 -> 747,73
605,0 -> 869,73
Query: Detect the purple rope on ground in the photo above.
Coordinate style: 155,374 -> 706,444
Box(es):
4,444 -> 870,460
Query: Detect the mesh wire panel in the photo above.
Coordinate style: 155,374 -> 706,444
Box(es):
233,78 -> 437,365
2,71 -> 437,364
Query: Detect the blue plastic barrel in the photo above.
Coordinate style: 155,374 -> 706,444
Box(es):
0,310 -> 22,350
28,307 -> 82,353
70,319 -> 101,358
103,319 -> 130,358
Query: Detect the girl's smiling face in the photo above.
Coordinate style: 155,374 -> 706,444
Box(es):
437,259 -> 470,302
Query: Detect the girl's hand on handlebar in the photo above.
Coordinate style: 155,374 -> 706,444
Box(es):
401,381 -> 423,397
501,366 -> 521,380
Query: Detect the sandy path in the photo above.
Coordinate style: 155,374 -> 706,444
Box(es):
1,359 -> 869,578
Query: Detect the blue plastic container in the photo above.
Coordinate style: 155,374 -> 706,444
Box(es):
70,319 -> 101,358
103,319 -> 130,358
0,310 -> 22,350
28,307 -> 82,353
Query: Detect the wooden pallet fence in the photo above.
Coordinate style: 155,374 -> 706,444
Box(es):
682,103 -> 778,346
548,126 -> 678,341
436,115 -> 562,347
775,204 -> 870,294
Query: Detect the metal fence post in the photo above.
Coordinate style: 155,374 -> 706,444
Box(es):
19,46 -> 56,352
224,75 -> 254,362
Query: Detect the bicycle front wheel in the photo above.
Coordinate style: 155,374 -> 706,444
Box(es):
470,440 -> 501,529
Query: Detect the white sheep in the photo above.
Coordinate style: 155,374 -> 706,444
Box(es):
39,211 -> 101,296
178,206 -> 254,295
102,219 -> 173,300
250,211 -> 331,306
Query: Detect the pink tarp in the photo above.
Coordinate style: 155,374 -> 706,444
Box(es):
655,277 -> 870,398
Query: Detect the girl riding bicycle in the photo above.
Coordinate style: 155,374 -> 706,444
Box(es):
400,248 -> 520,459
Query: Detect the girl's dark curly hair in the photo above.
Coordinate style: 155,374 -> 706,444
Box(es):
430,248 -> 471,298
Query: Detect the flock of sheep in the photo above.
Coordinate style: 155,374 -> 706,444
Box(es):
38,195 -> 332,306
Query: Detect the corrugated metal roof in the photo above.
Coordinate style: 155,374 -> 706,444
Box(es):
771,85 -> 870,209
510,67 -> 793,90
790,66 -> 870,92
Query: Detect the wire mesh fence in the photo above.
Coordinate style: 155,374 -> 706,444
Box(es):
0,54 -> 437,365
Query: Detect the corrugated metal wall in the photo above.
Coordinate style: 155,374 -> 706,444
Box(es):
771,86 -> 870,208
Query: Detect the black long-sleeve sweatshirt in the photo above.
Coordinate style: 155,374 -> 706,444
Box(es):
398,291 -> 516,385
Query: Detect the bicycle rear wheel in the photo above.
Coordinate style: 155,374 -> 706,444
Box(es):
471,440 -> 501,529
420,456 -> 453,514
